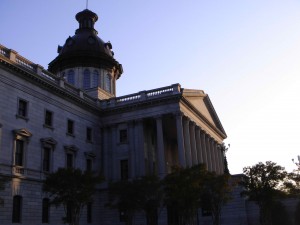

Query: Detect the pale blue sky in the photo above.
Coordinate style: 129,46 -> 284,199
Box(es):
1,0 -> 300,174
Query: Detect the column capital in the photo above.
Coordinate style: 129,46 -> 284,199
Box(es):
174,111 -> 184,118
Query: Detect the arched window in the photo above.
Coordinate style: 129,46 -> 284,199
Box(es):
105,74 -> 111,93
93,70 -> 99,88
12,195 -> 22,223
67,70 -> 75,85
83,69 -> 91,89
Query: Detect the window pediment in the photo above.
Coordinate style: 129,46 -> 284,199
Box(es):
64,145 -> 79,153
40,137 -> 57,147
13,128 -> 32,138
84,151 -> 96,158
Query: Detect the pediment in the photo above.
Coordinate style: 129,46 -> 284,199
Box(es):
13,128 -> 32,137
182,89 -> 226,136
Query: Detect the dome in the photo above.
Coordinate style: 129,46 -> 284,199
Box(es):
48,9 -> 123,78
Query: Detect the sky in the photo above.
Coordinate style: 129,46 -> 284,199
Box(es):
1,0 -> 300,174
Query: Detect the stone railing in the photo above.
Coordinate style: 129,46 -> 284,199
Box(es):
101,83 -> 181,108
0,44 -> 98,105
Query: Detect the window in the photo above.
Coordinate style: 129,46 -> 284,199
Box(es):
44,110 -> 53,127
120,159 -> 129,180
86,127 -> 92,142
66,153 -> 73,169
119,129 -> 127,143
12,195 -> 22,223
87,202 -> 92,223
86,158 -> 92,172
43,147 -> 51,172
13,129 -> 32,174
67,70 -> 75,85
105,74 -> 111,93
93,70 -> 99,87
83,69 -> 91,89
42,198 -> 50,223
15,140 -> 24,166
64,145 -> 78,169
17,99 -> 28,118
67,119 -> 74,135
41,138 -> 57,173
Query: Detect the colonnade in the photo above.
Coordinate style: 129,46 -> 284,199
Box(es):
102,112 -> 225,181
156,113 -> 224,177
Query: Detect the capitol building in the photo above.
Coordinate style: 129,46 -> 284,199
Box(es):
0,8 -> 257,225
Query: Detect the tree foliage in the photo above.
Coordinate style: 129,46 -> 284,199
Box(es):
107,175 -> 163,225
43,168 -> 103,225
163,164 -> 207,225
241,161 -> 288,225
201,172 -> 232,225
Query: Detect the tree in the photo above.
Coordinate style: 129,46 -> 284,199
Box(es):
107,175 -> 163,225
241,161 -> 288,225
163,164 -> 207,225
200,172 -> 233,225
43,168 -> 103,225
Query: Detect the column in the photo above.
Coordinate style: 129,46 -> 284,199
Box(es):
200,131 -> 208,170
214,142 -> 220,174
219,147 -> 225,174
136,119 -> 145,176
183,118 -> 192,167
156,116 -> 166,178
205,134 -> 212,171
210,137 -> 216,172
128,121 -> 136,178
195,127 -> 203,164
175,113 -> 186,168
189,122 -> 198,166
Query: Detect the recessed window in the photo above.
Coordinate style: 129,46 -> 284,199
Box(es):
120,159 -> 129,180
67,70 -> 75,85
44,110 -> 53,127
67,119 -> 74,135
83,69 -> 91,89
12,195 -> 22,223
43,147 -> 51,172
17,99 -> 28,118
119,129 -> 127,143
42,198 -> 50,223
93,70 -> 99,87
86,127 -> 92,142
86,158 -> 92,172
105,74 -> 111,93
15,140 -> 24,166
66,153 -> 74,169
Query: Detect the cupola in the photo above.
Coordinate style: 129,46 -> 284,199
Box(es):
48,9 -> 123,99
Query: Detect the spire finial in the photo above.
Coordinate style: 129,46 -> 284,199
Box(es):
86,0 -> 89,9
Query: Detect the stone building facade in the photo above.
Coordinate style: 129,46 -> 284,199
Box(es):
0,8 -> 230,225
